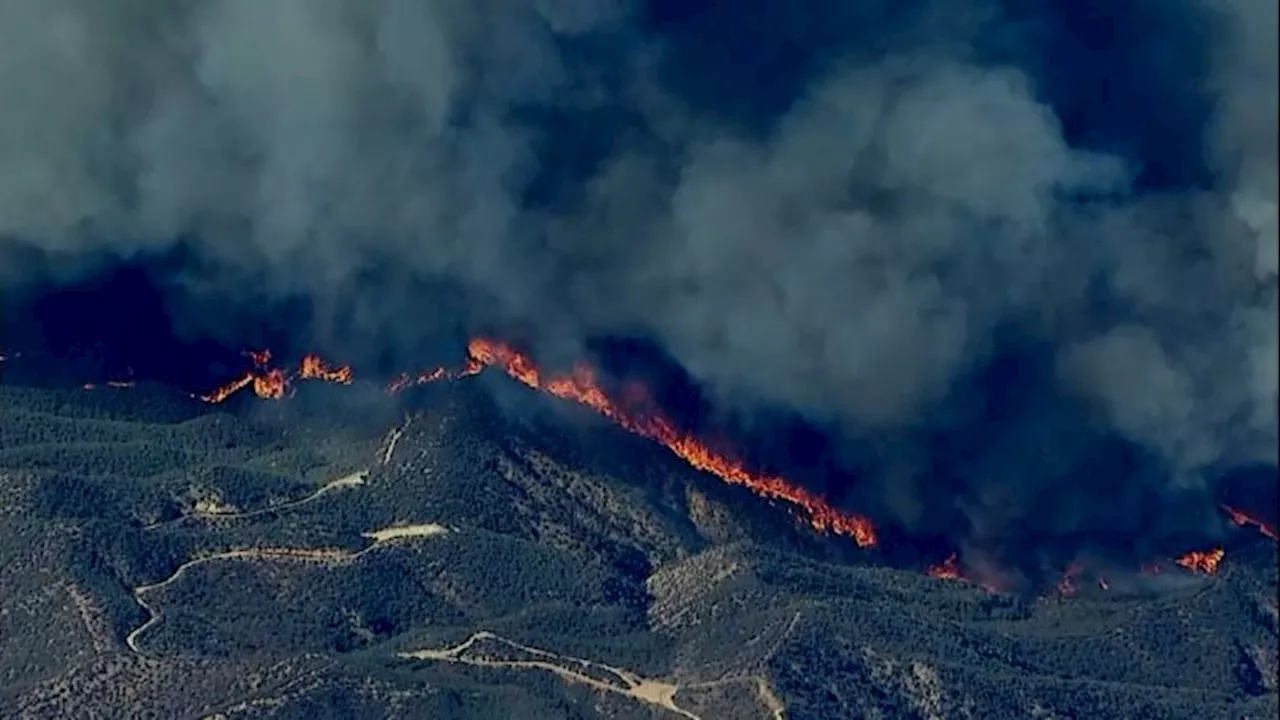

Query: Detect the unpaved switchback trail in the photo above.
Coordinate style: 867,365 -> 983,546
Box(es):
143,470 -> 370,530
125,522 -> 450,655
400,631 -> 710,719
380,414 -> 413,466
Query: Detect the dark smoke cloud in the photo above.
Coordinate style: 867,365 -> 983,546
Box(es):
0,1 -> 1275,505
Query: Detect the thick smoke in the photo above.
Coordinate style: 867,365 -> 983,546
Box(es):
0,2 -> 1275,520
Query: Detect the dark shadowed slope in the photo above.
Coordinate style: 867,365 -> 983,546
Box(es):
0,378 -> 1275,719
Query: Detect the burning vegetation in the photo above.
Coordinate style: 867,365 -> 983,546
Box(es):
78,335 -> 1274,594
1174,548 -> 1226,575
1223,504 -> 1278,540
199,350 -> 351,403
465,338 -> 879,547
199,338 -> 877,548
926,553 -> 963,581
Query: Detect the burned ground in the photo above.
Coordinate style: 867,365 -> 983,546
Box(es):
0,376 -> 1275,720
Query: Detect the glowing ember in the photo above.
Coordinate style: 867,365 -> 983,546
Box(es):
386,373 -> 412,394
1056,563 -> 1083,597
82,380 -> 136,391
387,368 -> 446,393
1222,504 -> 1278,540
465,337 -> 879,547
385,361 -> 481,394
1174,548 -> 1224,575
926,553 -> 963,581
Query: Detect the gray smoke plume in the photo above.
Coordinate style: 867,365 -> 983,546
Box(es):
0,0 -> 1275,491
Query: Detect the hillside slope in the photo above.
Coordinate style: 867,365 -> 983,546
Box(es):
0,379 -> 1275,719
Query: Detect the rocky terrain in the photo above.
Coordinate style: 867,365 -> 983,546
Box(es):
0,375 -> 1276,719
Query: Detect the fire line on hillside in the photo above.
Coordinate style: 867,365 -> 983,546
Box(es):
179,338 -> 1277,592
200,337 -> 878,548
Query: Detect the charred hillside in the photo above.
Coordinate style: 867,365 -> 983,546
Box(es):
0,376 -> 1275,719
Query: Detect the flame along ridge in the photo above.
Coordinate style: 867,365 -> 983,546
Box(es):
201,337 -> 876,547
199,351 -> 351,403
1222,504 -> 1278,540
193,337 -> 1273,587
465,338 -> 879,547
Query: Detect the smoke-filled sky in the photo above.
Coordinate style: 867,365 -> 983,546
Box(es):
0,0 -> 1275,498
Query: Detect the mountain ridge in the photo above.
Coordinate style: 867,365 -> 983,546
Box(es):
0,378 -> 1275,719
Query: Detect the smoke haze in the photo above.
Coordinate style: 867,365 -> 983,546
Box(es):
1,0 -> 1275,556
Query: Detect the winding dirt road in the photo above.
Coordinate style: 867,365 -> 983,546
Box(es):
399,630 -> 790,719
143,470 -> 370,530
400,631 -> 702,719
125,522 -> 449,655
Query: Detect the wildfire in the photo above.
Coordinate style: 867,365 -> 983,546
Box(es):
922,552 -> 1008,592
169,338 -> 1274,580
1056,563 -> 1083,597
300,354 -> 354,384
465,337 -> 879,547
1222,504 -> 1278,540
387,368 -> 447,393
926,553 -> 963,580
252,369 -> 289,399
201,350 -> 352,403
201,373 -> 255,403
385,359 -> 482,394
1174,548 -> 1225,575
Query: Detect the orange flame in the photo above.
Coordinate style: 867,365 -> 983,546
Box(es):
300,354 -> 354,384
180,338 -> 1257,584
201,373 -> 255,403
1174,548 -> 1224,575
1222,504 -> 1278,540
252,369 -> 289,399
201,352 -> 356,403
927,553 -> 963,580
923,553 -> 1005,592
465,337 -> 878,547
